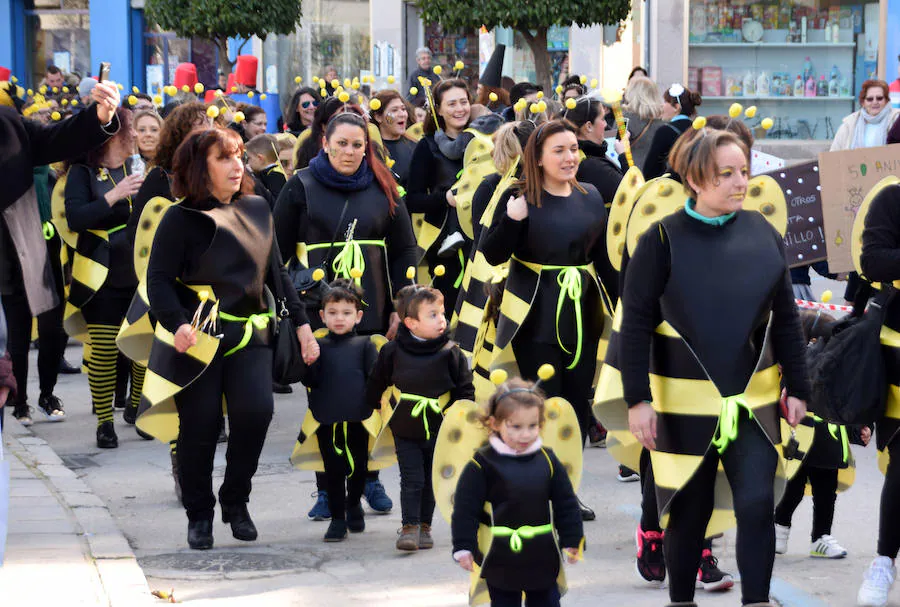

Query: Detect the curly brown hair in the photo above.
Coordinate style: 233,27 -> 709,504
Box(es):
155,102 -> 209,172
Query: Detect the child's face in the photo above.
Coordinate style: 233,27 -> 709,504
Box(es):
247,153 -> 270,173
490,406 -> 542,453
319,300 -> 363,335
403,301 -> 446,339
279,149 -> 294,173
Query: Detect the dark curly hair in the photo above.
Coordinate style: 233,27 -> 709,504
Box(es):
155,102 -> 209,172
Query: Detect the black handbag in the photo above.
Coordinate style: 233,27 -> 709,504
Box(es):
289,199 -> 350,307
270,244 -> 305,385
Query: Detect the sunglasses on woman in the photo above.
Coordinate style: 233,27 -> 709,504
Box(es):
300,100 -> 319,109
865,95 -> 885,102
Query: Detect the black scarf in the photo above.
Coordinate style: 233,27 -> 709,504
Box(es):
308,149 -> 374,192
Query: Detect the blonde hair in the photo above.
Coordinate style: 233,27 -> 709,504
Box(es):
492,122 -> 524,174
623,76 -> 663,120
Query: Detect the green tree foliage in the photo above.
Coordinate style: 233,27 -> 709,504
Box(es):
413,0 -> 632,91
145,0 -> 304,73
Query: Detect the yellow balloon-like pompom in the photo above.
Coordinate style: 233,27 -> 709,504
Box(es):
434,265 -> 446,277
489,92 -> 498,102
555,85 -> 563,94
692,116 -> 707,130
537,364 -> 555,381
312,76 -> 320,84
410,86 -> 418,96
433,65 -> 442,75
71,99 -> 78,107
181,85 -> 190,93
128,95 -> 137,105
197,290 -> 210,302
745,106 -> 758,118
579,75 -> 587,84
60,99 -> 68,106
153,95 -> 162,105
357,96 -> 365,105
340,78 -> 349,88
536,101 -> 547,113
514,99 -> 527,113
352,82 -> 360,90
312,268 -> 326,282
761,117 -> 774,130
39,85 -> 47,94
26,89 -> 33,96
10,76 -> 17,83
821,290 -> 833,303
388,75 -> 395,84
206,106 -> 220,119
369,98 -> 382,111
405,266 -> 416,280
247,91 -> 255,98
331,79 -> 340,89
454,61 -> 464,71
320,89 -> 327,98
565,98 -> 577,110
490,369 -> 509,386
62,86 -> 69,93
233,111 -> 245,123
338,91 -> 350,103
117,83 -> 124,90
260,93 -> 267,100
536,91 -> 544,100
728,103 -> 743,118
132,86 -> 140,94
51,111 -> 61,121
529,103 -> 540,114
215,89 -> 224,97
349,268 -> 363,279
194,83 -> 204,94
590,78 -> 598,88
295,76 -> 302,84
52,86 -> 58,93
230,86 -> 238,92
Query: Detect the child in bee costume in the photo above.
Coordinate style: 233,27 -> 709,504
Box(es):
367,281 -> 475,551
444,369 -> 584,606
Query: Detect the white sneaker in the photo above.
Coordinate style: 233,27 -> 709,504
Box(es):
811,535 -> 847,559
775,523 -> 790,555
858,556 -> 896,607
437,231 -> 465,258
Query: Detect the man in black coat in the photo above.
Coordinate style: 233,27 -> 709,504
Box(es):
407,48 -> 433,106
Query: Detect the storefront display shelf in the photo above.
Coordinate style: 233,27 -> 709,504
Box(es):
689,42 -> 856,48
703,95 -> 856,101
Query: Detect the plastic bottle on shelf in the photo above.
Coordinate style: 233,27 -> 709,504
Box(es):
743,71 -> 756,97
828,66 -> 840,97
824,20 -> 832,42
793,75 -> 804,97
803,56 -> 813,82
816,75 -> 828,97
805,73 -> 816,97
832,21 -> 840,43
757,71 -> 771,96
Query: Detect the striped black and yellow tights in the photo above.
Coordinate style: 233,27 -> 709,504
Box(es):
85,324 -> 145,426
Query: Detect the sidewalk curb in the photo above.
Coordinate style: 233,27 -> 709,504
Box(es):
4,418 -> 154,607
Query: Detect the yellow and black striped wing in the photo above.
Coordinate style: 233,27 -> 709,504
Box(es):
116,281 -> 154,365
50,173 -> 78,249
63,229 -> 111,342
133,196 -> 175,283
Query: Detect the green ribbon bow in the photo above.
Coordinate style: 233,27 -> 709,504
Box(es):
332,240 -> 366,285
491,523 -> 554,553
332,422 -> 355,477
218,311 -> 274,357
711,395 -> 754,454
42,221 -> 55,240
543,265 -> 588,370
812,414 -> 850,464
401,393 -> 443,440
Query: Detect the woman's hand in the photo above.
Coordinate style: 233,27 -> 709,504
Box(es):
446,189 -> 457,208
506,195 -> 528,221
860,426 -> 872,446
386,312 -> 401,341
456,552 -> 474,572
563,547 -> 580,564
784,396 -> 807,427
104,173 -> 144,205
614,130 -> 630,155
296,324 -> 320,364
91,81 -> 120,124
628,401 -> 657,450
174,323 -> 197,353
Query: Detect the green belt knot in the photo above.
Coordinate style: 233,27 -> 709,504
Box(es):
42,221 -> 55,240
812,414 -> 850,464
544,265 -> 588,370
332,240 -> 366,285
401,393 -> 443,440
711,394 -> 754,454
491,523 -> 554,553
218,311 -> 274,357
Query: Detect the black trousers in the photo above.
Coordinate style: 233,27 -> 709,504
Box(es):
395,435 -> 437,526
878,439 -> 900,558
774,464 -> 838,541
665,412 -> 777,605
3,232 -> 67,405
512,338 -> 599,448
315,421 -> 368,520
486,583 -> 560,607
175,342 -> 273,522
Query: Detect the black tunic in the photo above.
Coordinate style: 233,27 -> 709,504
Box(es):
273,168 -> 417,334
366,325 -> 474,440
298,331 -> 378,424
471,173 -> 503,246
451,445 -> 582,592
382,137 -> 417,189
576,139 -> 624,208
642,117 -> 692,180
257,164 -> 287,202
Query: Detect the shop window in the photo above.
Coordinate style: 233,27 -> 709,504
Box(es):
425,23 -> 478,83
688,0 -> 882,140
24,0 -> 90,85
144,28 -> 219,98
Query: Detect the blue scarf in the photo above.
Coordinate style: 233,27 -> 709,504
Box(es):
308,149 -> 374,192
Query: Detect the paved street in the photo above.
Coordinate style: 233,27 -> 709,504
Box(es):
4,279 -> 892,606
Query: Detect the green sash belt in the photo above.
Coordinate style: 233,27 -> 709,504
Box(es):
307,239 -> 386,285
491,523 -> 554,553
218,311 -> 274,357
107,223 -> 127,235
332,422 -> 356,476
541,264 -> 590,370
42,221 -> 55,240
399,392 -> 444,440
711,394 -> 754,454
812,414 -> 850,463
454,249 -> 466,289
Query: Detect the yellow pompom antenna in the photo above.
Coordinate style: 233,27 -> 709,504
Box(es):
194,83 -> 204,94
343,78 -> 351,88
338,91 -> 350,103
128,95 -> 137,105
197,290 -> 210,302
387,75 -> 396,84
26,89 -> 33,96
454,60 -> 464,72
39,85 -> 47,94
579,75 -> 587,85
728,103 -> 743,118
10,75 -> 17,83
821,290 -> 833,303
50,111 -> 61,121
490,369 -> 509,386
745,106 -> 758,119
529,102 -> 539,114
692,116 -> 707,130
349,267 -> 363,279
489,92 -> 498,102
215,89 -> 224,97
433,265 -> 446,277
247,91 -> 255,98
565,98 -> 577,110
132,86 -> 140,94
555,85 -> 563,95
181,85 -> 190,93
312,268 -> 326,282
369,98 -> 382,111
405,266 -> 416,280
537,364 -> 555,382
590,78 -> 598,89
535,100 -> 547,113
52,86 -> 58,93
409,86 -> 418,96
331,79 -> 340,89
536,91 -> 544,100
206,105 -> 219,119
116,83 -> 124,90
153,95 -> 162,105
71,99 -> 78,107
233,111 -> 245,123
433,65 -> 442,76
351,82 -> 360,90
62,86 -> 69,93
295,76 -> 303,84
761,117 -> 774,131
320,89 -> 327,98
60,98 -> 69,106
513,98 -> 527,113
260,93 -> 267,100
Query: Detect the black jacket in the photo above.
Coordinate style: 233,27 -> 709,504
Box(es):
576,139 -> 624,208
366,325 -> 474,440
298,331 -> 378,424
642,117 -> 692,180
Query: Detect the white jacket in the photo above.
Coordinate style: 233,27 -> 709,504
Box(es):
831,108 -> 900,151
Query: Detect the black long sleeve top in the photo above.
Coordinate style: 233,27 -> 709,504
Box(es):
861,184 -> 900,323
405,136 -> 458,215
576,139 -> 624,207
641,117 -> 691,180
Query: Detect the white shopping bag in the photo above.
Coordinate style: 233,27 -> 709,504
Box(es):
0,439 -> 9,566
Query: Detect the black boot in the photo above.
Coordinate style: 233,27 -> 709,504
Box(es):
221,503 -> 258,541
187,519 -> 214,550
578,497 -> 595,521
347,503 -> 365,533
123,399 -> 138,424
272,382 -> 293,394
58,358 -> 81,375
324,519 -> 348,542
96,421 -> 118,449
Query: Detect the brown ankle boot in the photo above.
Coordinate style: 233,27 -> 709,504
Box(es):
396,524 -> 419,551
418,523 -> 434,549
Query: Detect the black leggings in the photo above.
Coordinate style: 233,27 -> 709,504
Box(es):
665,413 -> 777,605
878,439 -> 900,558
774,464 -> 838,541
512,339 -> 599,448
395,435 -> 437,526
175,342 -> 273,522
316,421 -> 368,521
486,583 -> 560,607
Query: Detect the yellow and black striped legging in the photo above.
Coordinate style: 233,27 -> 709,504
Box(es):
85,324 -> 145,425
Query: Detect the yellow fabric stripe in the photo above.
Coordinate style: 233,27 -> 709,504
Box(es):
650,451 -> 706,490
458,300 -> 484,330
885,385 -> 900,420
498,289 -> 531,327
72,253 -> 108,291
649,365 -> 780,417
882,325 -> 900,349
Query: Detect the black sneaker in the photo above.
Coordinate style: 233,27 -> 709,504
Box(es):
588,422 -> 607,448
272,382 -> 293,394
578,497 -> 596,521
96,421 -> 118,449
437,231 -> 465,258
13,403 -> 33,427
696,549 -> 734,591
324,519 -> 348,542
617,465 -> 640,482
347,503 -> 365,533
38,394 -> 66,422
58,358 -> 81,374
635,525 -> 666,586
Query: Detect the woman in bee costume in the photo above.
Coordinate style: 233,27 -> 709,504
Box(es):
620,128 -> 809,607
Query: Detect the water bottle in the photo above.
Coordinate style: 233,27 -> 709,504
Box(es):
130,153 -> 145,178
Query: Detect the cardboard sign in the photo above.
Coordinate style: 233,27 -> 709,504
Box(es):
819,145 -> 900,273
765,161 -> 827,268
752,149 -> 786,176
